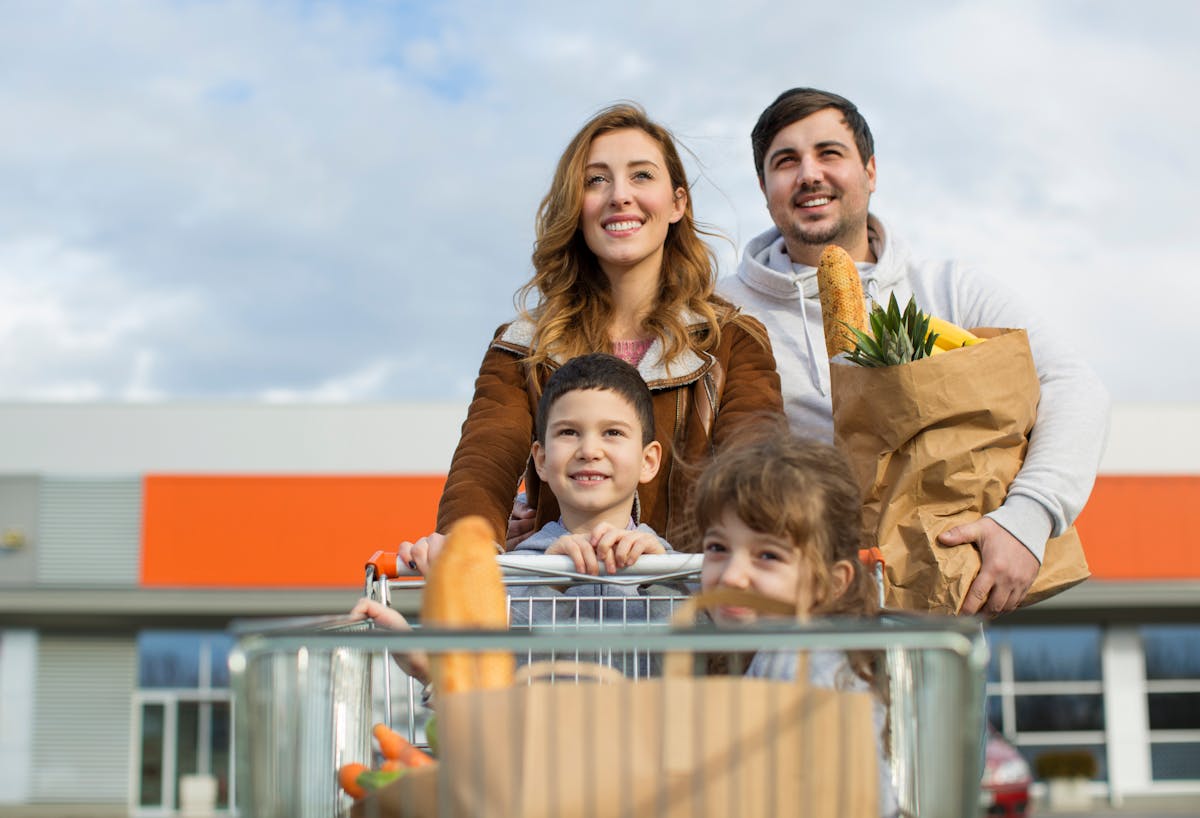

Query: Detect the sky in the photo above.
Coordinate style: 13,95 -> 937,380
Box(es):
1,0 -> 1197,404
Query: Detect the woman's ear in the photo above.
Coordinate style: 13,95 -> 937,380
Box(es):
669,186 -> 687,223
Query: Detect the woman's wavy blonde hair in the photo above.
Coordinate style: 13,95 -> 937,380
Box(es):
517,103 -> 749,370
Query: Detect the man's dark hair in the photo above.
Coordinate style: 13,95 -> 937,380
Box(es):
751,87 -> 875,181
536,353 -> 656,445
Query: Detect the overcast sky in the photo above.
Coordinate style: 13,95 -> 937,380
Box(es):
2,0 -> 1197,403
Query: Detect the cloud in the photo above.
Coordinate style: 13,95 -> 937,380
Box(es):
0,0 -> 1196,402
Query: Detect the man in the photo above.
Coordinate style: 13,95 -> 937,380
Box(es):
718,87 -> 1109,617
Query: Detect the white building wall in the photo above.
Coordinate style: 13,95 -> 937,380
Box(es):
1103,627 -> 1152,803
0,630 -> 37,803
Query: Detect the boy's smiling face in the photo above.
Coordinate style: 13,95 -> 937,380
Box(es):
532,387 -> 661,532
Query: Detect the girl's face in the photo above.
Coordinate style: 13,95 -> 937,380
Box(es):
579,128 -> 686,284
700,508 -> 813,625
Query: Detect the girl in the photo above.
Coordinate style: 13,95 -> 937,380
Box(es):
401,103 -> 782,570
693,428 -> 898,818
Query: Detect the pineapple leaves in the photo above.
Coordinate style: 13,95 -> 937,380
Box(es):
843,293 -> 939,368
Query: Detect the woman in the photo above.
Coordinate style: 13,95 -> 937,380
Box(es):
403,103 -> 783,567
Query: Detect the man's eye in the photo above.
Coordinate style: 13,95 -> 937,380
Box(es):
557,428 -> 578,436
604,428 -> 625,437
703,540 -> 726,554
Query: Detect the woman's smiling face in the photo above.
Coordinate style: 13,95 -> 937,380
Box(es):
579,127 -> 686,283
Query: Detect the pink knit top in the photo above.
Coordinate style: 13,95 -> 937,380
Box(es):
611,338 -> 654,367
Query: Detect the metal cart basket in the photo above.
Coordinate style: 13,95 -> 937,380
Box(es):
230,554 -> 987,818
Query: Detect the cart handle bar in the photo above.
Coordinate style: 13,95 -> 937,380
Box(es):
367,549 -> 883,584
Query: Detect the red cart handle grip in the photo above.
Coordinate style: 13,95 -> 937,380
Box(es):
366,550 -> 401,579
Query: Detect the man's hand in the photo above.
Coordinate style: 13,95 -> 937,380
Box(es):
506,498 -> 537,550
938,517 -> 1040,617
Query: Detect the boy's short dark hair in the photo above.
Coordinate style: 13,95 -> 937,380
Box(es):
751,87 -> 875,182
536,353 -> 656,445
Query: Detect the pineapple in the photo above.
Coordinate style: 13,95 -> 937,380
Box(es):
844,293 -> 939,367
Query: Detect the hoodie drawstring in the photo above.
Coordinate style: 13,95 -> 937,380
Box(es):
795,278 -> 828,397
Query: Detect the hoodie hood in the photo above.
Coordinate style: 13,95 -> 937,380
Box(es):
733,213 -> 903,397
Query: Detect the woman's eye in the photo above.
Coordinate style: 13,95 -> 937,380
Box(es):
585,174 -> 608,186
633,170 -> 654,181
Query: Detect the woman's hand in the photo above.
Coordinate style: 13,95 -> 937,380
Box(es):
506,498 -> 537,549
395,532 -> 446,576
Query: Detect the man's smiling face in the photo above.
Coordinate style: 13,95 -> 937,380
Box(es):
759,107 -> 876,266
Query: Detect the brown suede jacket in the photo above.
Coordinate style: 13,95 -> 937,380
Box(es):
436,311 -> 784,551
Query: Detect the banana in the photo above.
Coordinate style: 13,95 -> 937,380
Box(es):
926,315 -> 983,350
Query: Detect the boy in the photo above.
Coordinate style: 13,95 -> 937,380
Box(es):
505,352 -> 679,630
515,352 -> 670,571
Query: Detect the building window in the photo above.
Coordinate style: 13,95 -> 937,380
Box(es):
986,625 -> 1106,781
134,631 -> 234,814
1142,625 -> 1200,782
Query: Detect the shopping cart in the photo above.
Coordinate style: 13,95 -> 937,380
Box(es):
230,553 -> 987,818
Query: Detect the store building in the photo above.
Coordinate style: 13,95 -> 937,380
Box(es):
0,401 -> 1197,813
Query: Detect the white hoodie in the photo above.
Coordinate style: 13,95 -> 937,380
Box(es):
718,215 -> 1110,562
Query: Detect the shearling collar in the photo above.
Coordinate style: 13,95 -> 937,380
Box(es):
494,309 -> 714,389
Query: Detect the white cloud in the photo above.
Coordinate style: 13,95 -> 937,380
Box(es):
0,0 -> 1195,402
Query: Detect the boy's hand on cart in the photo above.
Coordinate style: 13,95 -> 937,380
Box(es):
506,497 -> 537,549
396,532 -> 447,576
546,533 -> 602,575
592,523 -> 666,572
939,517 -> 1038,617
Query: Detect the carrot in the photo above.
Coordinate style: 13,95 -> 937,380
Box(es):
374,722 -> 435,768
372,723 -> 405,761
398,743 -> 435,768
380,758 -> 404,772
338,762 -> 369,800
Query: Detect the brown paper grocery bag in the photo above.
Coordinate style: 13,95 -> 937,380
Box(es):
359,591 -> 878,818
830,328 -> 1089,614
428,668 -> 876,817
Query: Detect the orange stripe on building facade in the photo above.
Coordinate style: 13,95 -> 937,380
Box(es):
141,474 -> 1200,588
1073,475 -> 1200,581
141,475 -> 445,587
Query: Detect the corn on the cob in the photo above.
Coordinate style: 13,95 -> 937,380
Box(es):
926,315 -> 983,350
421,515 -> 514,695
816,244 -> 869,358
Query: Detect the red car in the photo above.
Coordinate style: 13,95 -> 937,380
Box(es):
981,725 -> 1032,816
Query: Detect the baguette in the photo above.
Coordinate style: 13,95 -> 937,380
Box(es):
816,244 -> 869,358
420,515 -> 514,695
